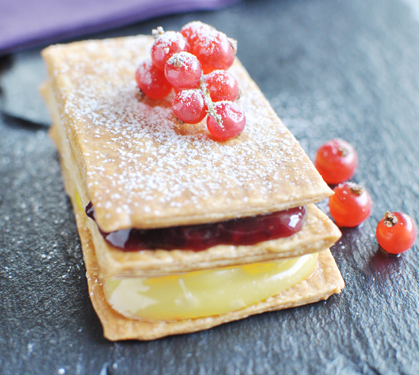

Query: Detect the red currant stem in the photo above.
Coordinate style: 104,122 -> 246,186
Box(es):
152,26 -> 165,39
338,146 -> 349,157
349,184 -> 363,196
383,211 -> 398,227
200,77 -> 224,128
228,37 -> 238,54
170,53 -> 187,68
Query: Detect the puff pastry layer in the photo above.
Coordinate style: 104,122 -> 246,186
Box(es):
42,36 -> 332,233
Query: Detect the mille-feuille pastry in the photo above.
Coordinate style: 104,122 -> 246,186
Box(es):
41,25 -> 344,341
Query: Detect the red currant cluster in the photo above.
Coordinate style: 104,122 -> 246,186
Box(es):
315,139 -> 417,254
135,22 -> 246,142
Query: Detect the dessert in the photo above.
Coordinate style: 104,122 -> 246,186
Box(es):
41,25 -> 345,340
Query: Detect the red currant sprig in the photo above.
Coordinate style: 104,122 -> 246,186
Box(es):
329,182 -> 372,227
136,22 -> 245,141
315,139 -> 358,185
376,211 -> 417,254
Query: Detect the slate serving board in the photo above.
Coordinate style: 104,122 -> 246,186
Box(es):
1,0 -> 419,374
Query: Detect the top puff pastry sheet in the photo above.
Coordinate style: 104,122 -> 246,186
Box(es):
42,35 -> 332,233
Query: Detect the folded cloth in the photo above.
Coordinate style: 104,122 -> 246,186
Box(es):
0,0 -> 238,55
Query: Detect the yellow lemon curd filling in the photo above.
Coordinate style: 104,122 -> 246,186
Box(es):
103,253 -> 318,321
75,189 -> 84,212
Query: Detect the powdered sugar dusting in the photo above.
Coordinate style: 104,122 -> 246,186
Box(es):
155,31 -> 183,46
137,59 -> 154,85
45,35 -> 329,232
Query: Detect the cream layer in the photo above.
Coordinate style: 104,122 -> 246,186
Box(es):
103,253 -> 318,321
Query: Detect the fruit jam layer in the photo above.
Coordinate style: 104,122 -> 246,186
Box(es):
86,203 -> 306,252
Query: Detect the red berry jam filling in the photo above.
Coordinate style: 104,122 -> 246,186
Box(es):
86,203 -> 307,252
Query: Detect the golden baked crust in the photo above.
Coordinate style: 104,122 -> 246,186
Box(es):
42,36 -> 332,233
72,202 -> 344,341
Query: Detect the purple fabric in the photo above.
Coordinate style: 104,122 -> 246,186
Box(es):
0,0 -> 238,55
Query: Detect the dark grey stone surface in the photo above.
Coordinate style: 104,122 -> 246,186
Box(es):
1,0 -> 419,374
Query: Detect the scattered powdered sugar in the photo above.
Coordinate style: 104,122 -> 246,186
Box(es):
208,70 -> 231,84
48,36 -> 323,231
167,51 -> 196,69
155,31 -> 182,46
136,59 -> 154,85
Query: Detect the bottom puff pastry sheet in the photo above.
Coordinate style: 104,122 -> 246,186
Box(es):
69,193 -> 344,341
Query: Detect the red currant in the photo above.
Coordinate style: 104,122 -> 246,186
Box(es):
206,101 -> 246,141
204,70 -> 239,102
180,21 -> 215,49
172,89 -> 207,124
376,211 -> 417,254
151,31 -> 189,71
315,139 -> 358,185
191,31 -> 235,74
135,58 -> 172,99
329,182 -> 372,227
164,52 -> 202,89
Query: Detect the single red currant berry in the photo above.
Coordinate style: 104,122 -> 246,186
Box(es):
315,139 -> 358,185
135,58 -> 172,99
164,52 -> 202,89
191,31 -> 236,74
376,211 -> 417,254
329,182 -> 372,227
206,101 -> 246,141
151,31 -> 190,71
204,70 -> 239,102
180,21 -> 215,49
172,89 -> 207,124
